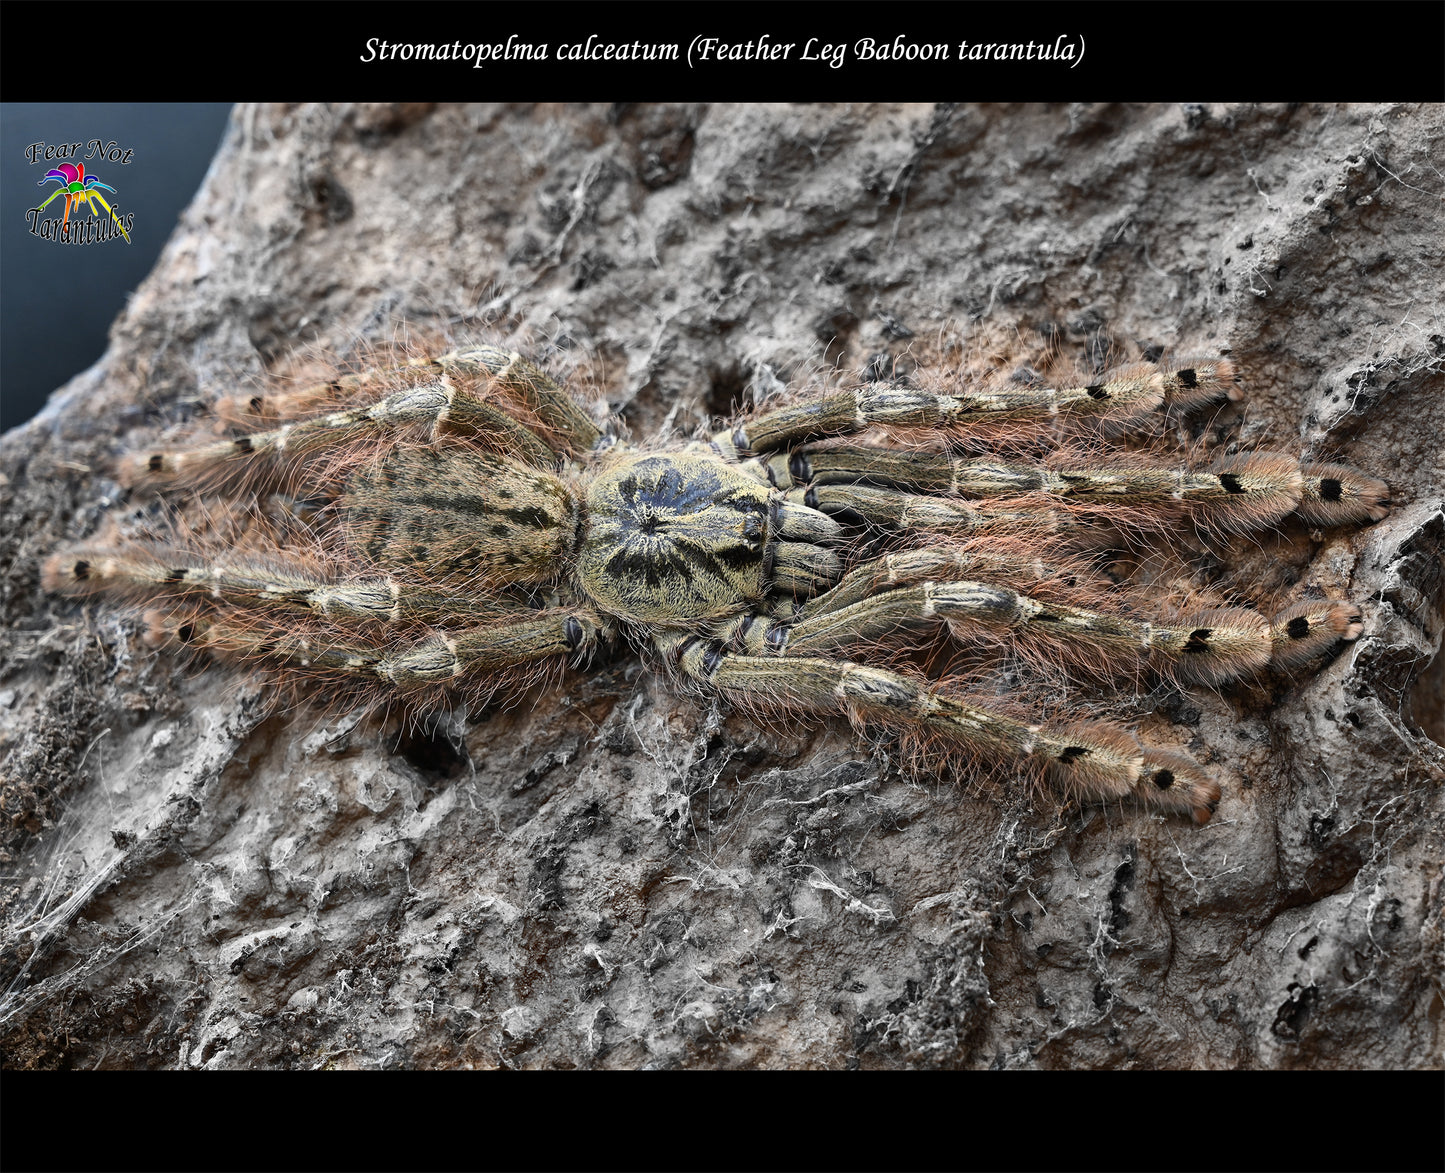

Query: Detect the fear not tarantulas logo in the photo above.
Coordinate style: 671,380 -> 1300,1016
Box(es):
25,139 -> 135,245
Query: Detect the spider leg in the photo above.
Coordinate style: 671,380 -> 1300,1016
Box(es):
158,606 -> 603,690
792,482 -> 1085,540
130,367 -> 565,489
1296,462 -> 1393,526
48,530 -> 606,709
725,543 -> 1367,678
787,579 -> 1361,681
436,347 -> 604,453
791,546 -> 1065,618
724,566 -> 1259,685
233,346 -> 604,451
45,545 -> 504,626
1268,599 -> 1367,667
786,582 -> 1274,684
656,631 -> 1221,823
763,447 -> 1388,532
715,359 -> 1240,458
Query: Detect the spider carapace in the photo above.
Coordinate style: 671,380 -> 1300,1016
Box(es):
46,342 -> 1391,825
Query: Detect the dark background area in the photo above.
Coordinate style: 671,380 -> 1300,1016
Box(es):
1,103 -> 233,431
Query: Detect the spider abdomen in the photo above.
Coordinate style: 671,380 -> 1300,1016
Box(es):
342,448 -> 577,583
578,453 -> 776,623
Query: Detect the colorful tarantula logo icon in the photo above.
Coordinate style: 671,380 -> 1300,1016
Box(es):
36,162 -> 131,243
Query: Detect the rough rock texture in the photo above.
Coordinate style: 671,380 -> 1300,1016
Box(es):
2,103 -> 1441,1070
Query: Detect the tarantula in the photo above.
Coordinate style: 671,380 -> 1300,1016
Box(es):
45,340 -> 1391,824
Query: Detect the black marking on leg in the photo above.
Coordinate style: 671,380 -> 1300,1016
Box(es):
804,485 -> 819,510
765,624 -> 790,651
1057,745 -> 1091,764
759,536 -> 777,588
700,640 -> 726,678
249,396 -> 265,413
1085,384 -> 1108,400
147,454 -> 165,472
1153,769 -> 1175,790
1319,477 -> 1343,502
176,623 -> 197,644
1218,473 -> 1246,494
1286,616 -> 1312,640
234,436 -> 255,454
164,568 -> 187,584
789,451 -> 811,485
1175,368 -> 1198,389
564,616 -> 585,651
1183,628 -> 1214,654
72,560 -> 91,580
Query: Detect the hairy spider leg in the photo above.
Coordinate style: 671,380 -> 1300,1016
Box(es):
45,544 -> 514,627
742,575 -> 1363,683
131,377 -> 557,487
159,606 -> 604,690
773,544 -> 1366,674
657,632 -> 1221,823
769,582 -> 1274,683
792,482 -> 1087,539
225,345 -> 605,454
1295,462 -> 1394,526
789,545 -> 1073,618
757,447 -> 1390,532
711,361 -> 1242,459
128,336 -> 632,488
435,347 -> 604,453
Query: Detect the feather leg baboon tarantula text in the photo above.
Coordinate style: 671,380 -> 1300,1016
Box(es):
45,336 -> 1392,824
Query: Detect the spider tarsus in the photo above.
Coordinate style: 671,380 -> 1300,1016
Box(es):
1297,462 -> 1392,525
1268,599 -> 1367,669
1159,356 -> 1242,412
1136,751 -> 1222,823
